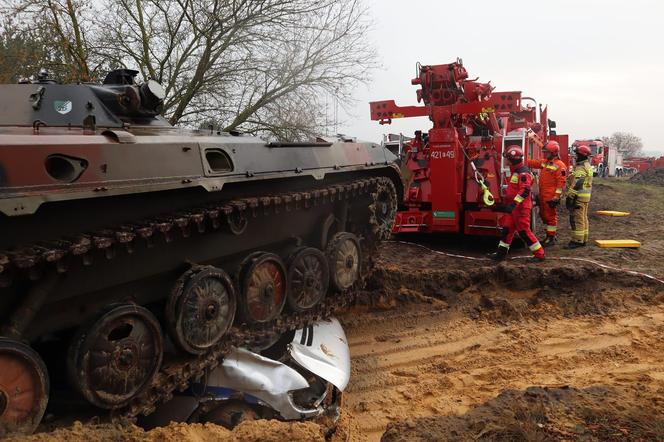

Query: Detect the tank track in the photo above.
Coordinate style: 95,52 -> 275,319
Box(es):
0,175 -> 396,422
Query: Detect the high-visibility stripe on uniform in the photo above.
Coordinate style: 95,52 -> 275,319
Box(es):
529,242 -> 543,251
571,230 -> 585,241
514,195 -> 524,203
545,225 -> 557,232
567,160 -> 593,201
498,241 -> 510,249
576,190 -> 591,202
555,188 -> 563,194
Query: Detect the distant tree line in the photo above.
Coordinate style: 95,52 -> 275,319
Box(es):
0,0 -> 376,140
600,132 -> 644,157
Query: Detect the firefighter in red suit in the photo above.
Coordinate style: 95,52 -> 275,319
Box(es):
490,146 -> 545,262
527,140 -> 567,247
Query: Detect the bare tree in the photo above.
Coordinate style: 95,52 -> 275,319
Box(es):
602,132 -> 644,157
3,0 -> 376,140
2,0 -> 101,81
0,16 -> 63,82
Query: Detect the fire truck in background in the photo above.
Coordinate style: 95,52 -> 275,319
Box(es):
623,156 -> 664,173
571,139 -> 625,177
571,139 -> 605,176
370,59 -> 568,236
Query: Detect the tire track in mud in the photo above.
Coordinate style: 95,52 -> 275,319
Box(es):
339,246 -> 664,441
341,304 -> 664,441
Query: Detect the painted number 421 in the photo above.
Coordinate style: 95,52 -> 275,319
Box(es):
431,150 -> 455,159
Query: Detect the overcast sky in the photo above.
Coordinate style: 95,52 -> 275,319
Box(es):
338,0 -> 664,154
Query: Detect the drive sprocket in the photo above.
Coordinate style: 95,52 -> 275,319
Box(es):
369,177 -> 398,240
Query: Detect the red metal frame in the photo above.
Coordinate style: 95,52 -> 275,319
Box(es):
371,59 -> 568,236
623,155 -> 664,173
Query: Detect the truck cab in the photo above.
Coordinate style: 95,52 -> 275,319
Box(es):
572,139 -> 605,176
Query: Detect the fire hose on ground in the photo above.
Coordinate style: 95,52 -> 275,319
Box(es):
388,240 -> 664,286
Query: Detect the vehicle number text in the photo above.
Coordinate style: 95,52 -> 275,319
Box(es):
431,150 -> 455,159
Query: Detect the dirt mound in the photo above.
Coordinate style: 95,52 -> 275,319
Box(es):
381,385 -> 664,441
9,420 -> 324,442
360,250 -> 662,324
629,168 -> 664,186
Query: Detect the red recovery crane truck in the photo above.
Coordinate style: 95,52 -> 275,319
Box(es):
370,59 -> 568,236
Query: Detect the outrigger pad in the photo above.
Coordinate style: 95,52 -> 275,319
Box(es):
596,210 -> 630,217
595,239 -> 641,248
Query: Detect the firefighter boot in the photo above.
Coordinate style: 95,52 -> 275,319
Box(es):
488,245 -> 509,261
564,241 -> 585,249
529,254 -> 546,263
529,243 -> 546,262
542,235 -> 557,248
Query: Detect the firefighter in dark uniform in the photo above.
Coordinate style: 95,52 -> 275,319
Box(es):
490,146 -> 545,261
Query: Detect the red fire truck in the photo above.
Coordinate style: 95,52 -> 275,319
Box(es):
370,59 -> 568,236
623,156 -> 664,173
571,139 -> 606,176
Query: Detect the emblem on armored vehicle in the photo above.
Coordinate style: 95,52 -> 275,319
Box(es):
54,100 -> 72,114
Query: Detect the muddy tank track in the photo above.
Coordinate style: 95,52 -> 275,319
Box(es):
0,175 -> 397,424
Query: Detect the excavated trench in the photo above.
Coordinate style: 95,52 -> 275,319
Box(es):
359,242 -> 661,323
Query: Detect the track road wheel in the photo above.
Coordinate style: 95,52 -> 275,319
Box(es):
166,266 -> 237,355
326,232 -> 361,292
0,338 -> 49,437
369,178 -> 398,240
67,304 -> 163,409
239,253 -> 287,324
287,247 -> 329,312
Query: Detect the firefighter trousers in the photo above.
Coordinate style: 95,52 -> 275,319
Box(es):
498,207 -> 544,258
569,201 -> 589,243
539,197 -> 559,237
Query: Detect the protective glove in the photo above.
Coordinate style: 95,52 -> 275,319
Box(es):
504,202 -> 516,213
565,196 -> 577,211
547,197 -> 560,208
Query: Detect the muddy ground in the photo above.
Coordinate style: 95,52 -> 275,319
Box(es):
630,168 -> 664,187
12,178 -> 664,441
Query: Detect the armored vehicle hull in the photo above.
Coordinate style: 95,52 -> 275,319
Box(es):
0,72 -> 401,436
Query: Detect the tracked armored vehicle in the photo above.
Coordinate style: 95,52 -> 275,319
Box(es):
0,70 -> 401,436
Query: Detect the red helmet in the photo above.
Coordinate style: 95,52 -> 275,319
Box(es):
503,146 -> 524,163
544,141 -> 560,155
574,144 -> 591,156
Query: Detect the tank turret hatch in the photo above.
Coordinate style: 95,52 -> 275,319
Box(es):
0,69 -> 169,128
